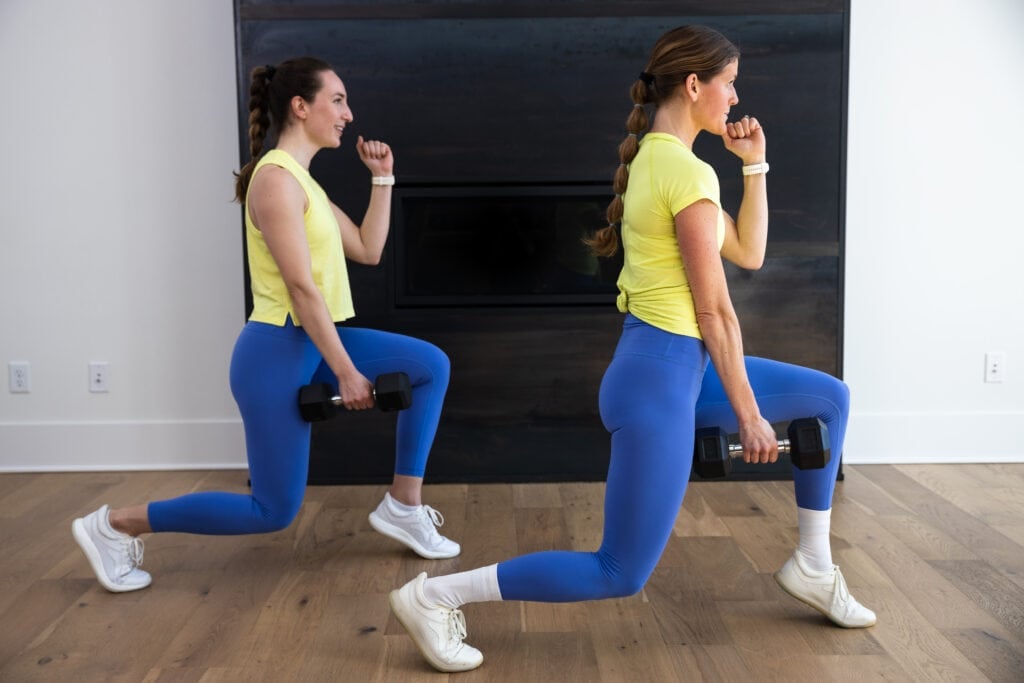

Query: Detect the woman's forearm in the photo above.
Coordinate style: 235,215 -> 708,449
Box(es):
733,173 -> 769,268
696,307 -> 761,427
288,284 -> 356,379
356,184 -> 393,265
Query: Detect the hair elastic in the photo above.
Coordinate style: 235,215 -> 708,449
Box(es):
638,71 -> 655,86
264,64 -> 277,81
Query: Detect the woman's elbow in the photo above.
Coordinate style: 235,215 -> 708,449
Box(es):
729,249 -> 764,270
722,246 -> 764,271
347,245 -> 383,266
741,253 -> 765,270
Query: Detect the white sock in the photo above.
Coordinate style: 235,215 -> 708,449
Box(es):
386,492 -> 418,514
423,564 -> 502,609
796,507 -> 833,573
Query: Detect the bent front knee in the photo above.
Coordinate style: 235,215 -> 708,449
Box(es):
604,571 -> 650,599
254,501 -> 302,533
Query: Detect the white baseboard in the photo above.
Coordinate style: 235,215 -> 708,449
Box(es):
2,412 -> 1021,471
0,420 -> 247,471
843,411 -> 1024,464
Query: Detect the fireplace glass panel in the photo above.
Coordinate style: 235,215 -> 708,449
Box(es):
395,185 -> 622,307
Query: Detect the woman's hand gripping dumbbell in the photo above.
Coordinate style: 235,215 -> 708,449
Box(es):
298,372 -> 413,421
692,417 -> 831,478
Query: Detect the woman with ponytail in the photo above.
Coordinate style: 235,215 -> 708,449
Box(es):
389,26 -> 874,673
72,58 -> 460,594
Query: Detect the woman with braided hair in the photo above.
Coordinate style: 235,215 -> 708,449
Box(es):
389,26 -> 874,673
71,57 -> 460,593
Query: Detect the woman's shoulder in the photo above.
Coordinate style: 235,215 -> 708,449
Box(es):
255,148 -> 300,173
641,134 -> 715,180
249,160 -> 307,212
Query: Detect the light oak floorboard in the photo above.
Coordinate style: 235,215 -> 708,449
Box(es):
0,464 -> 1022,681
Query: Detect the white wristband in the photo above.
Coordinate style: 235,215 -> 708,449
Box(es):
742,162 -> 769,176
371,175 -> 395,186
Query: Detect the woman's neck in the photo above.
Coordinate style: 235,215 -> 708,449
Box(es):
274,129 -> 318,169
648,99 -> 699,149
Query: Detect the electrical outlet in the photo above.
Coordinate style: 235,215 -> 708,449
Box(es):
8,361 -> 30,393
984,352 -> 1005,383
89,361 -> 110,393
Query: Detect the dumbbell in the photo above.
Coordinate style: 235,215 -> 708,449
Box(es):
298,372 -> 412,421
693,417 -> 830,479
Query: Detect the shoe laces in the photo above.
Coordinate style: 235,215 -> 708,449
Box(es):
445,608 -> 468,646
416,505 -> 446,540
123,536 -> 145,573
423,505 -> 445,528
831,565 -> 851,603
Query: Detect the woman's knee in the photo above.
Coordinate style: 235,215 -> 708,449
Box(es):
412,340 -> 450,387
595,552 -> 655,598
254,497 -> 303,533
603,568 -> 651,598
427,341 -> 450,376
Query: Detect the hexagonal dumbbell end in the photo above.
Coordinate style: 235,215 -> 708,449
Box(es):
786,417 -> 831,470
374,372 -> 413,412
693,426 -> 731,478
298,383 -> 338,422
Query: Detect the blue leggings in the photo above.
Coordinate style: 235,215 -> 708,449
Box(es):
148,319 -> 450,535
497,314 -> 848,602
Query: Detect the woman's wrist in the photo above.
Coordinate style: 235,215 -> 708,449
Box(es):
741,161 -> 769,176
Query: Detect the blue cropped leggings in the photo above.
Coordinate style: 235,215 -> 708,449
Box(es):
497,314 -> 849,602
148,319 -> 450,535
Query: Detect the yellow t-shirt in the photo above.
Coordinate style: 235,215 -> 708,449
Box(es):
244,149 -> 355,326
616,132 -> 726,338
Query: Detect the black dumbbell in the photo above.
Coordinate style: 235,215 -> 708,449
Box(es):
693,417 -> 830,478
298,372 -> 412,421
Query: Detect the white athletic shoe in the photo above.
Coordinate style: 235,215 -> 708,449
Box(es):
774,551 -> 876,628
390,572 -> 483,672
369,493 -> 461,559
71,504 -> 152,592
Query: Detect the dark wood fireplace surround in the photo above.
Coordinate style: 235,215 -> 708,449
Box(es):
236,1 -> 849,483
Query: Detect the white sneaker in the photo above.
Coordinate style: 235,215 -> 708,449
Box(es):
390,572 -> 483,672
774,551 -> 876,628
368,493 -> 461,559
71,505 -> 152,593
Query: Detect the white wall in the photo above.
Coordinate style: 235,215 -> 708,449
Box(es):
844,0 -> 1024,462
0,1 -> 246,470
1,0 -> 1021,471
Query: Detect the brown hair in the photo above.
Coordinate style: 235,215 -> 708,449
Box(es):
233,57 -> 334,203
585,26 -> 740,257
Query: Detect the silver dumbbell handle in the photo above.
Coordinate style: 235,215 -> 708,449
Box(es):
328,387 -> 377,406
727,439 -> 792,458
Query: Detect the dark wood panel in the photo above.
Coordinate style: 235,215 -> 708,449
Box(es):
236,2 -> 848,483
239,1 -> 848,20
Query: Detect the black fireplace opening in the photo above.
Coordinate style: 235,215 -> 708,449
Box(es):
393,184 -> 623,307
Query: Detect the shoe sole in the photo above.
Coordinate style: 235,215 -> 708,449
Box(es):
71,519 -> 151,593
772,571 -> 875,629
388,588 -> 482,673
368,512 -> 460,559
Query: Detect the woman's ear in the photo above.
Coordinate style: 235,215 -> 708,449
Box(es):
686,74 -> 700,101
291,95 -> 308,120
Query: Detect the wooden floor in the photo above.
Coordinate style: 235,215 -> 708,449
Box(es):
1,465 -> 1023,682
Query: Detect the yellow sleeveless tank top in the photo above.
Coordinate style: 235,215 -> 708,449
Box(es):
244,149 -> 355,326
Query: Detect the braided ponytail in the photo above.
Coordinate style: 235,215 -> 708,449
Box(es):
233,65 -> 275,203
585,80 -> 651,257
